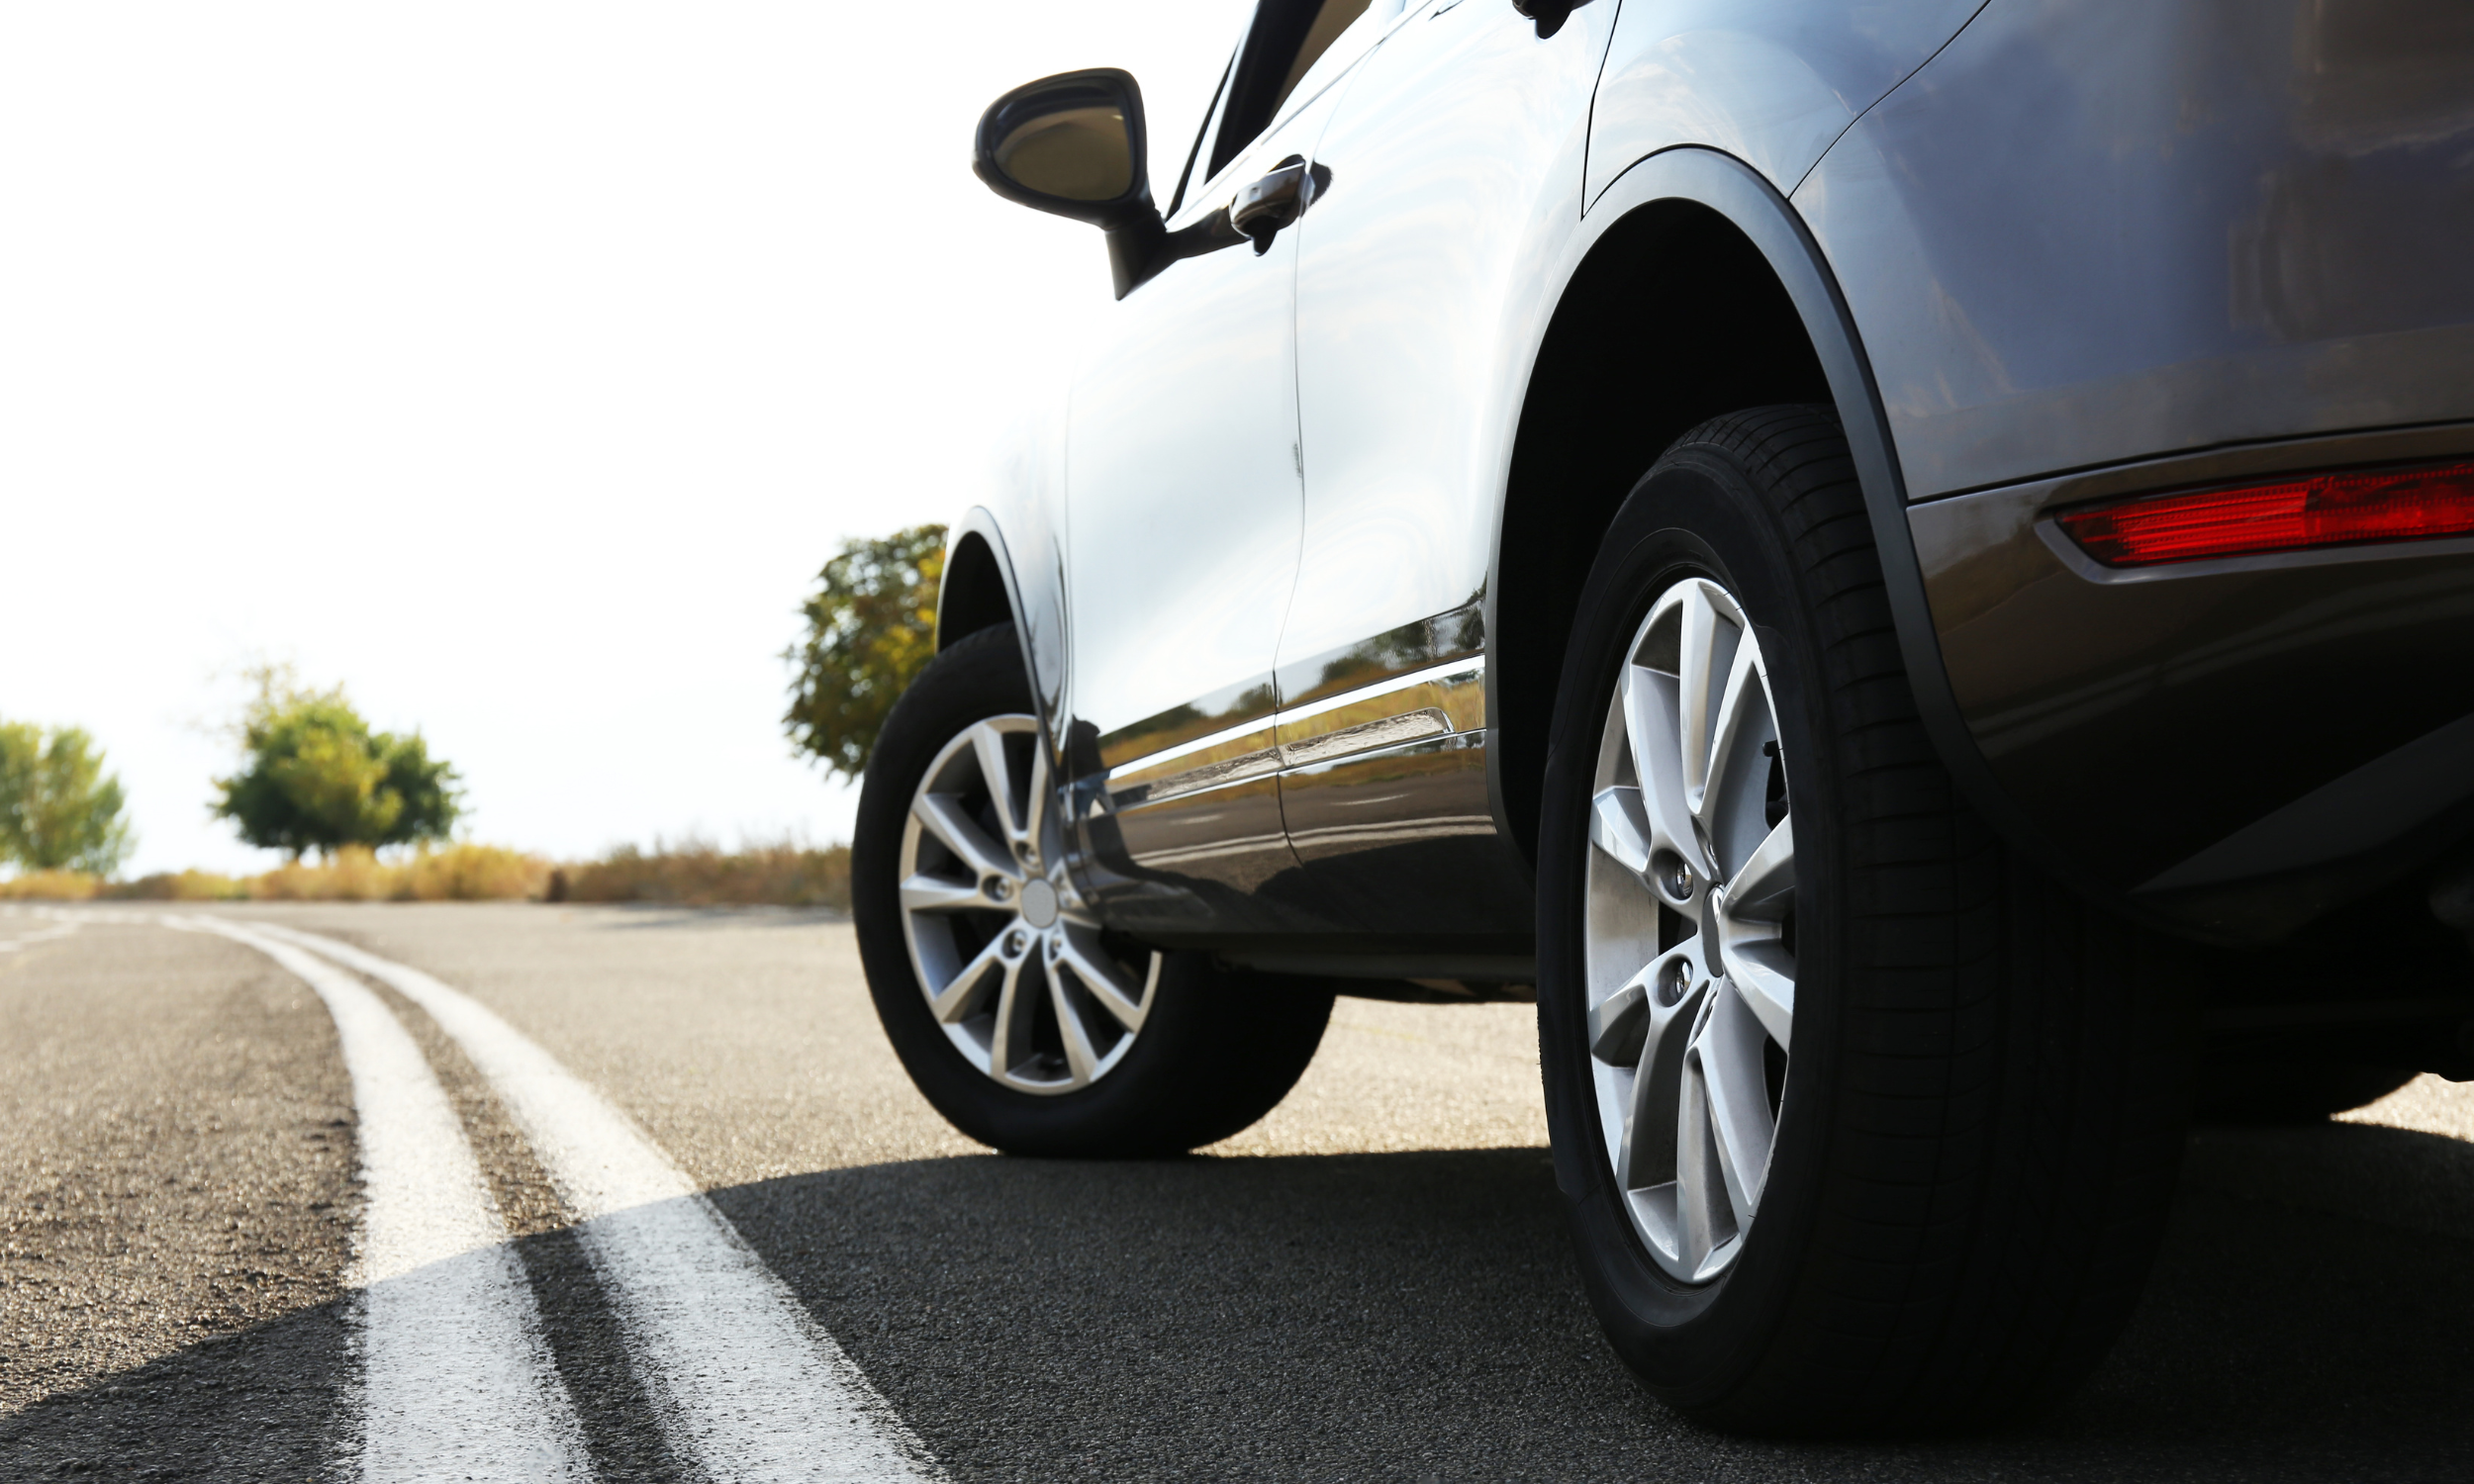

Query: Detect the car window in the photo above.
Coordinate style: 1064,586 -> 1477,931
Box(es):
1272,0 -> 1374,116
1203,0 -> 1376,184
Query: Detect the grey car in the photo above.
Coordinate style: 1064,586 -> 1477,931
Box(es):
851,0 -> 2474,1432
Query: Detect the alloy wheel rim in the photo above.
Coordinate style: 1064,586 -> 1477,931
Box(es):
1582,577 -> 1796,1282
898,715 -> 1160,1094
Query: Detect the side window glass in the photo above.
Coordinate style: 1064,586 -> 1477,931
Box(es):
1271,0 -> 1374,117
1204,0 -> 1377,183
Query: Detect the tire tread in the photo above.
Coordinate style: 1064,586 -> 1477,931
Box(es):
1543,406 -> 2188,1434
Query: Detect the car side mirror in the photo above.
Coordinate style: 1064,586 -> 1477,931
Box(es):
973,68 -> 1242,300
974,69 -> 1152,228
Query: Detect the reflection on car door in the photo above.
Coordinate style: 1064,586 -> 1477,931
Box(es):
1274,0 -> 1621,938
1065,1 -> 1380,936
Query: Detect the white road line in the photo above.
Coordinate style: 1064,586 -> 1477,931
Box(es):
0,918 -> 80,952
179,917 -> 591,1484
253,921 -> 944,1484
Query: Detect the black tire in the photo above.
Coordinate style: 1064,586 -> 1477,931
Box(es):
1536,407 -> 2192,1434
853,624 -> 1335,1157
2194,1062 -> 2416,1124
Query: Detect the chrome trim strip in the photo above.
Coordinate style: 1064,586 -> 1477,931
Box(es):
1108,655 -> 1489,807
1123,746 -> 1283,806
1278,706 -> 1451,768
1273,595 -> 1485,711
1106,724 -> 1280,804
1275,656 -> 1483,734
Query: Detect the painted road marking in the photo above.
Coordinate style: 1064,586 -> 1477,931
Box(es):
179,918 -> 591,1482
256,922 -> 943,1484
0,917 -> 80,952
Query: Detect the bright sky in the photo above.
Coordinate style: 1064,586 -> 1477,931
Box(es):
0,1 -> 1253,876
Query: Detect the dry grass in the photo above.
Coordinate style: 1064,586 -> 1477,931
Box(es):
0,870 -> 102,900
244,844 -> 553,901
104,869 -> 249,901
401,843 -> 547,901
26,839 -> 847,908
554,837 -> 850,909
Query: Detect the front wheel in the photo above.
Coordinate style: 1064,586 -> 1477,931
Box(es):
853,624 -> 1333,1157
1537,408 -> 2191,1433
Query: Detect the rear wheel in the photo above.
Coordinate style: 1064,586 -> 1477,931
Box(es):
854,625 -> 1333,1157
1538,408 -> 2191,1433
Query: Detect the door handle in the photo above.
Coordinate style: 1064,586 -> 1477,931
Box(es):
1231,156 -> 1310,252
1510,0 -> 1592,39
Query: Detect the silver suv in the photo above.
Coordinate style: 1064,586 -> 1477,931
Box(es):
852,0 -> 2474,1432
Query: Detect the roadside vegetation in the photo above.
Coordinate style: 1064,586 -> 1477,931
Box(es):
0,719 -> 134,877
214,665 -> 461,859
11,525 -> 938,909
783,523 -> 945,779
6,839 -> 851,909
550,837 -> 850,907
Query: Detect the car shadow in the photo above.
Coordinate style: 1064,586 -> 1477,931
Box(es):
0,1294 -> 350,1482
714,1124 -> 2474,1482
8,1123 -> 2468,1482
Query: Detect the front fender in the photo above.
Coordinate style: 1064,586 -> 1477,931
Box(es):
935,402 -> 1074,765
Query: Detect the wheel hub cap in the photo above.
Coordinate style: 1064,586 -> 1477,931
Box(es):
1018,879 -> 1060,929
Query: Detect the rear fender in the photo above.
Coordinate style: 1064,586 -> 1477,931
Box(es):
1487,146 -> 2072,908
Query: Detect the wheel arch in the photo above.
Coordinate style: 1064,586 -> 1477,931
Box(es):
1487,146 -> 2016,870
935,522 -> 1016,652
934,508 -> 1070,754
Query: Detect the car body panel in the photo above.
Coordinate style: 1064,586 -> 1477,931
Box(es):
1910,418 -> 2474,943
1277,0 -> 1621,939
1796,0 -> 2474,939
1585,0 -> 1985,202
1798,0 -> 2474,503
942,420 -> 1071,733
1059,71 -> 1357,923
1287,0 -> 1617,669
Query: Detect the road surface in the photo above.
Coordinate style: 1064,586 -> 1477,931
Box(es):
3,901 -> 2470,1481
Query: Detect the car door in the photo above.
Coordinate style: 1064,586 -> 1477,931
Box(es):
1065,0 -> 1386,935
1274,0 -> 1623,936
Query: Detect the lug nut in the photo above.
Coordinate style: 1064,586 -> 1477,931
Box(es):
1658,959 -> 1691,1007
1004,929 -> 1028,956
986,879 -> 1013,902
1651,851 -> 1694,899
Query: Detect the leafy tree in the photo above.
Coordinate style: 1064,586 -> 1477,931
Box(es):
213,667 -> 462,859
784,524 -> 946,779
0,721 -> 135,875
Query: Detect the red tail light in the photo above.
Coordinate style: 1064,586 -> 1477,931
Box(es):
2055,460 -> 2474,568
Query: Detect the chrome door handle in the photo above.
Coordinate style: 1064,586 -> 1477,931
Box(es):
1231,157 -> 1309,251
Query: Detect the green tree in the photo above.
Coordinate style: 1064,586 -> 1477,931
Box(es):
0,721 -> 135,875
784,524 -> 946,779
213,667 -> 462,859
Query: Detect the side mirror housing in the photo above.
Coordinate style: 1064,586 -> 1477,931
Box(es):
974,68 -> 1163,298
975,68 -> 1242,299
973,68 -> 1154,229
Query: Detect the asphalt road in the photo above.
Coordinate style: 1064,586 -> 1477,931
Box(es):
3,901 -> 2471,1482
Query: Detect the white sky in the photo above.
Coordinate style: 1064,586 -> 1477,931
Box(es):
0,1 -> 1252,876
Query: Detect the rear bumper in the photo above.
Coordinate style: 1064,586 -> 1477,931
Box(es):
1912,420 -> 2474,945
